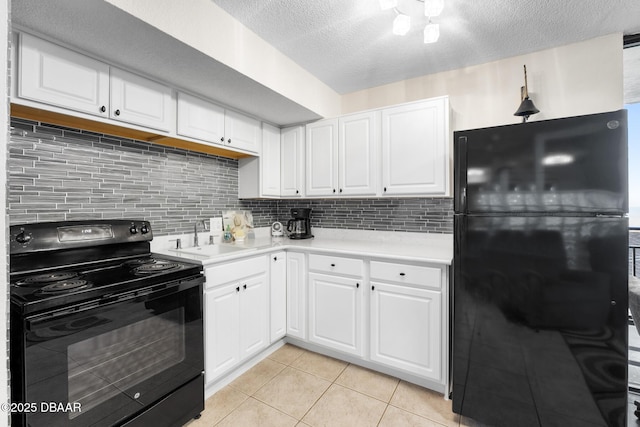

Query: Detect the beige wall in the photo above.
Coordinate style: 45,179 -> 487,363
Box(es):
342,34 -> 624,131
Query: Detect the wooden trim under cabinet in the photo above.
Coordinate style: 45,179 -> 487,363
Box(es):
10,104 -> 253,160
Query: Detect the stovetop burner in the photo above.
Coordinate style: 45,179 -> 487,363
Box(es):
123,257 -> 158,266
133,261 -> 183,275
37,279 -> 91,294
17,272 -> 79,286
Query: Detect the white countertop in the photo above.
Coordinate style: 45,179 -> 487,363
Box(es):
151,228 -> 453,266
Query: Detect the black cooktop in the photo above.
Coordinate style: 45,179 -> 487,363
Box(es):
10,254 -> 202,316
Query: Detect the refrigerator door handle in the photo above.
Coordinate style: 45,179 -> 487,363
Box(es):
454,135 -> 468,213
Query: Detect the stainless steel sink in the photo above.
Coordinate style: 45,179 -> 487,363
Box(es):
169,244 -> 255,257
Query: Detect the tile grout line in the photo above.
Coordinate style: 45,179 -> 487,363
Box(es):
296,360 -> 351,425
211,389 -> 251,427
213,345 -> 453,427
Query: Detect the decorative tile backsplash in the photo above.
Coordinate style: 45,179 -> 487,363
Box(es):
274,199 -> 452,233
8,118 -> 453,235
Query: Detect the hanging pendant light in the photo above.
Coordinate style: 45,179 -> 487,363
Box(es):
424,20 -> 439,43
393,14 -> 411,35
514,65 -> 540,122
424,0 -> 444,17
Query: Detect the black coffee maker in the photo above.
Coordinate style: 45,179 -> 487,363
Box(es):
287,208 -> 313,239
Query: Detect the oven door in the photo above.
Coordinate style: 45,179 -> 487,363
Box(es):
13,276 -> 203,427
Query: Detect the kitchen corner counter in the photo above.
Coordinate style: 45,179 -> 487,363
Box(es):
152,228 -> 453,266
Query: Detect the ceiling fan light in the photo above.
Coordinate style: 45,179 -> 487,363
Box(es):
379,0 -> 398,11
423,22 -> 439,43
424,0 -> 444,17
393,14 -> 411,35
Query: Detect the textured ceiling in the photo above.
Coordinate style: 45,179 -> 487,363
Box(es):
10,0 -> 640,128
212,0 -> 640,95
11,0 -> 323,126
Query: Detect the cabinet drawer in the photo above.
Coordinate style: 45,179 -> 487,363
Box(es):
308,254 -> 364,277
205,255 -> 267,288
370,261 -> 442,289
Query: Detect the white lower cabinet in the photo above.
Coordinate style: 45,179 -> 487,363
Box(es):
370,282 -> 442,381
369,260 -> 444,381
205,284 -> 241,379
204,249 -> 448,393
286,252 -> 307,340
204,255 -> 268,385
270,252 -> 287,342
308,272 -> 364,357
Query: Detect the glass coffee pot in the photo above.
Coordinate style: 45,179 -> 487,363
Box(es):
286,208 -> 313,239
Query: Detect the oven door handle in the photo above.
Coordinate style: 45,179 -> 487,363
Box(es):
25,275 -> 204,329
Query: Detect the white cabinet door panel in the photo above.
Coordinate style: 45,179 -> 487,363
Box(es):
261,123 -> 282,197
224,110 -> 261,153
306,120 -> 338,196
370,281 -> 441,381
240,274 -> 269,359
110,68 -> 173,132
308,272 -> 363,356
338,112 -> 378,196
381,98 -> 448,195
286,252 -> 307,340
19,33 -> 109,117
205,285 -> 240,383
270,252 -> 287,342
177,92 -> 225,143
281,126 -> 305,197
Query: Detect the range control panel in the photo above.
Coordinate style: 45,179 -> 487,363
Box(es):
10,220 -> 153,254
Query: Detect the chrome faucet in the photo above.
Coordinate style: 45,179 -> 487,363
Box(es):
194,220 -> 209,247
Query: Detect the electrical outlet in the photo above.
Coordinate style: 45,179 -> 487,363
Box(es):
210,217 -> 223,235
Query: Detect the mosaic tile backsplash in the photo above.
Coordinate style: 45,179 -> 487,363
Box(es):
8,118 -> 453,235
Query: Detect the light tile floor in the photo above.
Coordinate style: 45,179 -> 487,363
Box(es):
185,344 -> 473,427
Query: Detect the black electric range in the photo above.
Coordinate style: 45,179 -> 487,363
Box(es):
9,220 -> 205,427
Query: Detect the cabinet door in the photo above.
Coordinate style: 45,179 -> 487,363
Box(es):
261,123 -> 282,197
381,98 -> 449,195
177,92 -> 225,143
18,33 -> 109,117
270,252 -> 287,342
370,282 -> 442,381
224,110 -> 261,154
286,252 -> 307,340
308,272 -> 364,357
110,67 -> 173,132
205,284 -> 240,383
239,273 -> 269,360
281,126 -> 305,197
338,112 -> 378,196
306,119 -> 338,196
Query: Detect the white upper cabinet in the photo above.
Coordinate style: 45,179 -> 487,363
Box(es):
224,110 -> 261,154
381,97 -> 450,196
15,32 -> 264,157
305,112 -> 379,197
280,126 -> 305,197
306,119 -> 338,196
110,67 -> 173,132
176,92 -> 260,154
338,111 -> 378,196
18,33 -> 110,118
177,92 -> 225,143
260,123 -> 282,197
18,33 -> 173,132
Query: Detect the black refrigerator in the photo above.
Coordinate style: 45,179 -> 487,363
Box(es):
452,110 -> 629,427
